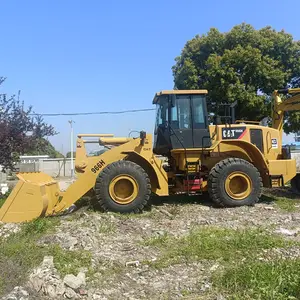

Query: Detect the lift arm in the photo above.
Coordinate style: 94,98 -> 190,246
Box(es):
272,88 -> 300,132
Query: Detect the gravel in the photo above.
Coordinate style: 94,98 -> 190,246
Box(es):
2,187 -> 300,299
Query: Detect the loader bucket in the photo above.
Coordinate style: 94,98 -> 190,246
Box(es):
0,172 -> 60,223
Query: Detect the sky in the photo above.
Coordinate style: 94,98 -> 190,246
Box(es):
1,0 -> 300,154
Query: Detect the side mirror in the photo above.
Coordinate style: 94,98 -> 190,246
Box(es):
140,131 -> 146,146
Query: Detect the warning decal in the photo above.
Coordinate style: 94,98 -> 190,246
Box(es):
271,138 -> 278,149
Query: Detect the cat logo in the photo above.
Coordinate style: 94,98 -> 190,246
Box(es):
222,127 -> 247,140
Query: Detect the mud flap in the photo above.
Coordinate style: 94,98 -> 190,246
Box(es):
0,172 -> 60,223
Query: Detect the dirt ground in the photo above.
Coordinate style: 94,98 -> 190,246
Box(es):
2,187 -> 300,299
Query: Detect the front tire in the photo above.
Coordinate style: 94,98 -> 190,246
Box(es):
208,158 -> 262,207
95,160 -> 151,213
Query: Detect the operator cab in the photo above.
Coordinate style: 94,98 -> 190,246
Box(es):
153,90 -> 211,155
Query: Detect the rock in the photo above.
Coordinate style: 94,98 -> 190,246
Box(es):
1,286 -> 29,300
264,206 -> 275,210
79,289 -> 88,295
93,293 -> 108,300
275,228 -> 299,236
46,285 -> 57,298
154,230 -> 166,236
200,282 -> 211,291
60,235 -> 78,250
42,256 -> 54,268
63,272 -> 86,290
292,214 -> 300,221
77,272 -> 86,286
125,260 -> 140,267
64,287 -> 78,299
209,264 -> 219,271
199,206 -> 210,211
0,223 -> 21,238
29,256 -> 65,298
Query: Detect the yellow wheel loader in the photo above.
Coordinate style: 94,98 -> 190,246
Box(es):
1,88 -> 300,223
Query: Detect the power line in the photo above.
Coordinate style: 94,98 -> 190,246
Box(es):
28,108 -> 156,117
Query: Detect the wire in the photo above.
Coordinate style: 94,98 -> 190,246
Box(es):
28,108 -> 156,117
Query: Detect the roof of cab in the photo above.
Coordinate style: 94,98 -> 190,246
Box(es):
153,89 -> 208,103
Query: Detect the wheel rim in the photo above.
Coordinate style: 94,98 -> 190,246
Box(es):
109,175 -> 139,204
225,171 -> 252,200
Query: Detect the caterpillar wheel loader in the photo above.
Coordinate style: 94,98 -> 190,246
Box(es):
1,88 -> 300,223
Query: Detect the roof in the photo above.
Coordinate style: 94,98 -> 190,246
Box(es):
153,89 -> 208,103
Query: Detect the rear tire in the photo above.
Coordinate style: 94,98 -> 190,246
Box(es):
208,158 -> 262,207
95,160 -> 151,213
291,174 -> 300,194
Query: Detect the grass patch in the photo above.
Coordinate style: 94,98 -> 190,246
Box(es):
261,191 -> 300,212
0,217 -> 92,296
49,245 -> 92,277
275,197 -> 300,212
98,222 -> 116,234
142,232 -> 170,247
145,227 -> 293,269
214,259 -> 300,300
0,198 -> 5,209
144,226 -> 300,299
0,218 -> 60,295
0,190 -> 11,209
89,260 -> 124,281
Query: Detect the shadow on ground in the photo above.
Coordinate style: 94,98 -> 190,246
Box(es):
75,186 -> 300,215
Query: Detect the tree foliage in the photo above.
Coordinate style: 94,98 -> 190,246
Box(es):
66,151 -> 76,158
172,23 -> 300,133
25,138 -> 64,158
0,77 -> 58,169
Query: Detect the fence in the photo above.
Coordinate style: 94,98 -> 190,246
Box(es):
17,158 -> 75,178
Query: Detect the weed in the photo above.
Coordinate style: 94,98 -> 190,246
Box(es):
0,198 -> 5,209
214,259 -> 300,299
142,232 -> 170,247
0,218 -> 60,295
261,192 -> 300,212
0,190 -> 11,208
49,245 -> 92,277
21,217 -> 60,235
275,198 -> 300,212
98,222 -> 116,234
86,260 -> 124,287
146,227 -> 292,269
0,217 -> 89,296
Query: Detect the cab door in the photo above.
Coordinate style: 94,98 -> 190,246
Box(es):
169,95 -> 194,149
191,95 -> 211,148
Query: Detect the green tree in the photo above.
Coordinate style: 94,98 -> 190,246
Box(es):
0,77 -> 58,169
66,151 -> 76,158
172,23 -> 300,133
25,138 -> 64,158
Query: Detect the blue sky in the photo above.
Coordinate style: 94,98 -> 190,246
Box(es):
1,0 -> 299,154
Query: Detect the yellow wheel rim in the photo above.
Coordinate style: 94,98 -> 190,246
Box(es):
225,171 -> 252,200
109,175 -> 139,205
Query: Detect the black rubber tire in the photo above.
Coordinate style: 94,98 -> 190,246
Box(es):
208,158 -> 262,207
291,174 -> 300,195
95,160 -> 151,213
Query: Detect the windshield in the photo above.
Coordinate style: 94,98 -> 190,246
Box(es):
154,94 -> 207,133
170,95 -> 206,129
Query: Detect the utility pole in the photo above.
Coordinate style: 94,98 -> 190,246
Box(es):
68,120 -> 75,178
